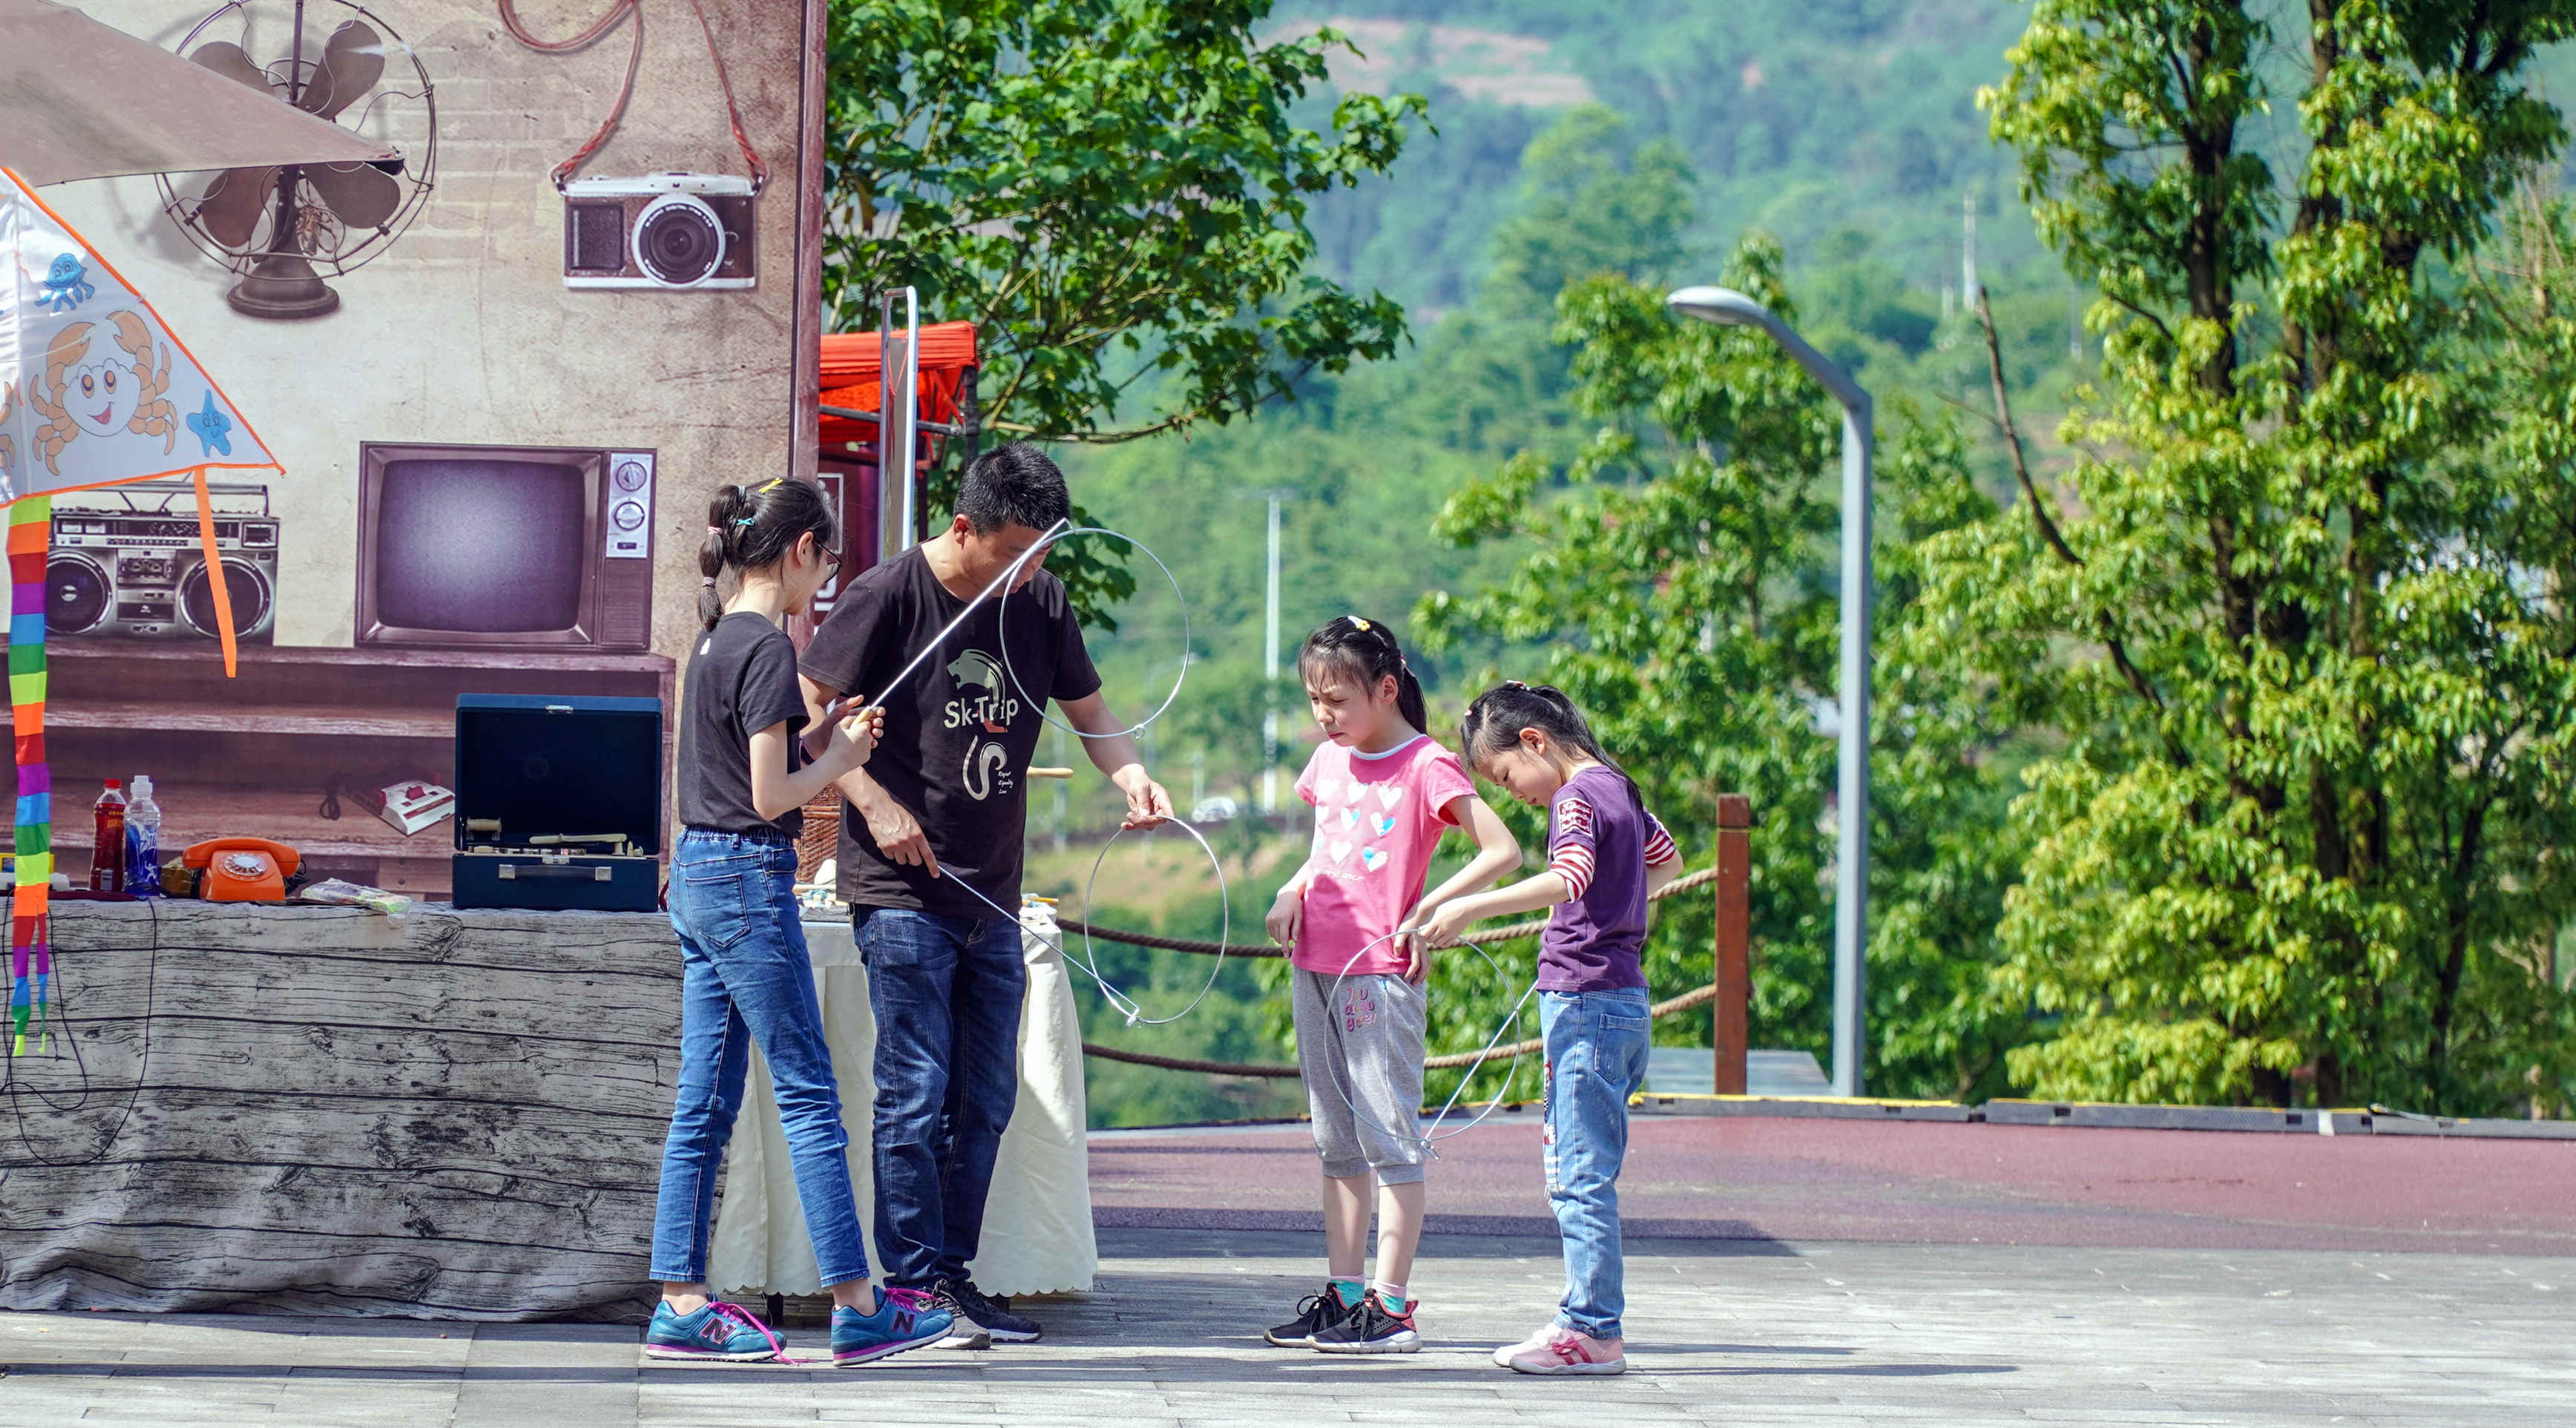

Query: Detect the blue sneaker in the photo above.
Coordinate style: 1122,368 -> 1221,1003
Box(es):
644,1299 -> 785,1361
832,1285 -> 953,1366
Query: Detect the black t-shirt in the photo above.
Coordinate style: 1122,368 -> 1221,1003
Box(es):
677,612 -> 812,837
799,544 -> 1100,915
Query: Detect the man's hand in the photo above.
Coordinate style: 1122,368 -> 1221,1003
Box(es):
1266,882 -> 1304,950
861,792 -> 939,878
1110,766 -> 1175,831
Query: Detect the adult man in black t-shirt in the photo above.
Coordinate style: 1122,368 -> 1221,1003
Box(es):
800,443 -> 1172,1347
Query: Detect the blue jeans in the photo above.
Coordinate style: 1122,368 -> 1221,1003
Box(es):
651,829 -> 868,1287
855,907 -> 1026,1289
1540,988 -> 1653,1340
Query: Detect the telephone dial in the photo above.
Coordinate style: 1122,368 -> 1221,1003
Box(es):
183,838 -> 300,902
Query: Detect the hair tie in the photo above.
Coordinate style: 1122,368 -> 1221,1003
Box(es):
1506,680 -> 1528,689
706,524 -> 723,538
700,574 -> 717,588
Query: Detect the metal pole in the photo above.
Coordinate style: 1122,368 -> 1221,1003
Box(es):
1262,493 -> 1283,815
1664,286 -> 1872,1099
1832,400 -> 1873,1099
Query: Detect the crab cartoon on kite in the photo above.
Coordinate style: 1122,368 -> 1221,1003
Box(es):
24,310 -> 178,476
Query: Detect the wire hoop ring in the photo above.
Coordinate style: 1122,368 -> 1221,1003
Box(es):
1073,816 -> 1231,1026
1314,929 -> 1540,1151
996,527 -> 1191,741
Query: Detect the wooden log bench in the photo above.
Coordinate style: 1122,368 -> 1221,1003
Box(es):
0,901 -> 682,1320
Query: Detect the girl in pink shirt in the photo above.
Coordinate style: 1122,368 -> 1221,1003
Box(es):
1259,616 -> 1522,1355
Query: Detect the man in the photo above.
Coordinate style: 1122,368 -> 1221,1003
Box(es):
800,442 -> 1172,1347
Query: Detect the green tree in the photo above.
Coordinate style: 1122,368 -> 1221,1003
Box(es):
824,0 -> 1425,447
1416,238 -> 2031,1100
1957,0 -> 2576,1110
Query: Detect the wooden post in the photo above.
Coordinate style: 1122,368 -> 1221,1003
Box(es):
1713,794 -> 1752,1095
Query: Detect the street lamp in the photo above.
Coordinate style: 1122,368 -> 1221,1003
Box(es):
1667,286 -> 1873,1099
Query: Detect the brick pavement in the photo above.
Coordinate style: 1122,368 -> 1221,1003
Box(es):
4,1226 -> 2569,1426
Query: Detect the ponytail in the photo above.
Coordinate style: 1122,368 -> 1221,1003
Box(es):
700,477 -> 838,632
1298,614 -> 1427,734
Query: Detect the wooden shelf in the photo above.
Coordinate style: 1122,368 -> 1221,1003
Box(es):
47,701 -> 451,740
47,786 -> 451,859
24,643 -> 677,900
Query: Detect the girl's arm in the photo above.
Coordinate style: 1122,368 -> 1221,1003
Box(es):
1398,797 -> 1524,977
1416,867 -> 1576,947
749,709 -> 881,823
1265,855 -> 1321,948
1643,812 -> 1683,898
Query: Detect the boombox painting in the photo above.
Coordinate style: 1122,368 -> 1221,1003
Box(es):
12,0 -> 830,898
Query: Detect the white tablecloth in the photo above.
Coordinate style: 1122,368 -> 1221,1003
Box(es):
706,904 -> 1096,1298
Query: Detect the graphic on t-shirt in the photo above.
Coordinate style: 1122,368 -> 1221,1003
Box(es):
1370,813 -> 1396,837
1360,848 -> 1387,872
942,648 -> 1018,734
962,738 -> 1013,801
1373,784 -> 1404,812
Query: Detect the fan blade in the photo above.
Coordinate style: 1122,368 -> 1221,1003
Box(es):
300,22 -> 387,121
191,42 -> 276,95
198,167 -> 280,249
306,162 -> 401,231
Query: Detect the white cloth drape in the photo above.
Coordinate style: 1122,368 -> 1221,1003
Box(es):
706,904 -> 1096,1297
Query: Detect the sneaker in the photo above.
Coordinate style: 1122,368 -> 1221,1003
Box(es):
1491,1324 -> 1560,1368
643,1299 -> 785,1361
919,1281 -> 992,1349
1500,1325 -> 1626,1376
1264,1283 -> 1361,1348
944,1277 -> 1042,1343
1312,1290 -> 1420,1354
830,1286 -> 953,1366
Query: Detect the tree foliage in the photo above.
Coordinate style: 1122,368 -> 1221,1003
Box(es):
1957,0 -> 2576,1111
824,0 -> 1427,447
1418,239 -> 2031,1100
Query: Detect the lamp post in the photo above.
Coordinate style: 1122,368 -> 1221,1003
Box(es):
1666,286 -> 1873,1099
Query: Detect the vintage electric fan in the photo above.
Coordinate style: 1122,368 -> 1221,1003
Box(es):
155,0 -> 437,318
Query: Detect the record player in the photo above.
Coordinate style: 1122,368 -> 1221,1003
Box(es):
450,694 -> 663,912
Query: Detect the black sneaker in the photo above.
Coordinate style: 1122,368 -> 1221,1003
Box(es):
1265,1283 -> 1361,1348
944,1277 -> 1042,1343
1312,1292 -> 1421,1354
919,1282 -> 991,1350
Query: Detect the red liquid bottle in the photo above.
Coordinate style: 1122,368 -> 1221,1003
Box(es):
92,780 -> 126,893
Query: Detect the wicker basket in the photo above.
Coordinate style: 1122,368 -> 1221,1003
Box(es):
796,794 -> 841,883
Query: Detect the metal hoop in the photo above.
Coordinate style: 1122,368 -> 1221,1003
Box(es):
1074,817 -> 1231,1027
1315,929 -> 1540,1150
996,527 -> 1190,741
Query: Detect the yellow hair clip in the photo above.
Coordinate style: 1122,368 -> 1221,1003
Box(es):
758,477 -> 786,493
1349,616 -> 1371,632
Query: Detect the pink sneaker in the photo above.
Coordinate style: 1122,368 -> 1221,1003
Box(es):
1491,1325 -> 1561,1368
1500,1325 -> 1626,1376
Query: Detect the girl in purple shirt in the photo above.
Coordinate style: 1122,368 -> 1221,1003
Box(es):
1420,683 -> 1682,1377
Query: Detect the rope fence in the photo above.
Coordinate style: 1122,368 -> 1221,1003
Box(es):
1074,863 -> 1726,1081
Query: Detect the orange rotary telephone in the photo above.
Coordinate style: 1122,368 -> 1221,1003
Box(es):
183,838 -> 300,902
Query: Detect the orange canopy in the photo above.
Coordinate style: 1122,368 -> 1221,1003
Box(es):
819,321 -> 978,448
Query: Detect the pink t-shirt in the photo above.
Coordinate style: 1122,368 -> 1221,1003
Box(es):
1289,734 -> 1479,975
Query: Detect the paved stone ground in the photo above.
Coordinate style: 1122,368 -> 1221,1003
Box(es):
4,1225 -> 2569,1427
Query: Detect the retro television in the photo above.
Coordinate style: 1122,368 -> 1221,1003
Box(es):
356,442 -> 658,651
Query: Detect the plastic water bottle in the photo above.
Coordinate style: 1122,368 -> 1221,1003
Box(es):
125,775 -> 162,899
91,780 -> 126,893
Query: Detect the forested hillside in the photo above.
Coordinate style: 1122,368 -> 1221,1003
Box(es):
1034,0 -> 2576,1122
